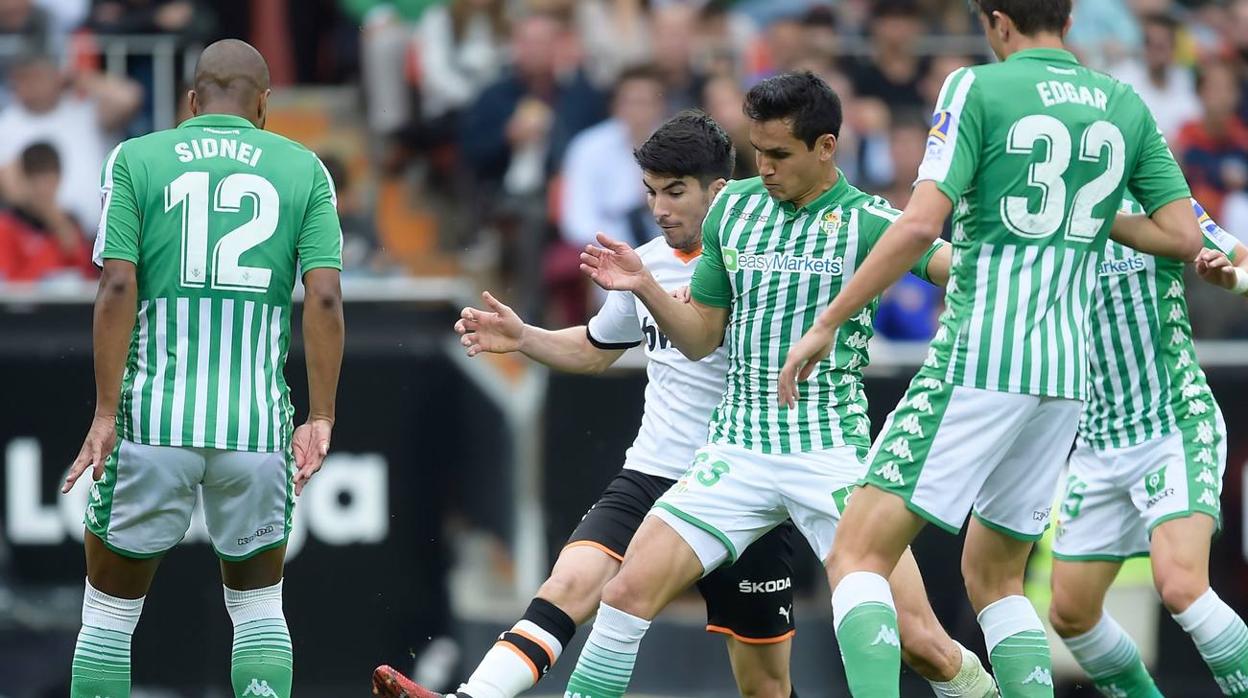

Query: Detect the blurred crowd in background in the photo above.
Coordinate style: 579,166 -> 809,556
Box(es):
4,0 -> 1248,338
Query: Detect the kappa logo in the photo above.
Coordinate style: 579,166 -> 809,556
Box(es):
906,393 -> 935,414
1167,304 -> 1185,323
1022,666 -> 1053,687
242,679 -> 280,697
871,624 -> 900,648
1195,448 -> 1216,466
1199,489 -> 1220,508
917,377 -> 944,391
1197,468 -> 1218,487
1216,669 -> 1248,694
1171,327 -> 1188,346
897,414 -> 926,438
1182,383 -> 1205,399
875,461 -> 906,486
1187,399 -> 1210,418
1102,683 -> 1128,698
1165,279 -> 1184,299
1197,422 -> 1216,446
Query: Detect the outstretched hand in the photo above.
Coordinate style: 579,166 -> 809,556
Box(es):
580,232 -> 648,292
455,291 -> 524,357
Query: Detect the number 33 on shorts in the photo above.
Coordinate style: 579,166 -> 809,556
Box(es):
684,450 -> 732,488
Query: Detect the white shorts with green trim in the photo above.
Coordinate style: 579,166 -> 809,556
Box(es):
865,378 -> 1081,541
84,439 -> 294,560
650,442 -> 863,572
1054,414 -> 1227,562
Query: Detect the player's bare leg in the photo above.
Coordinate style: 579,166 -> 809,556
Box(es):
890,549 -> 997,697
725,637 -> 791,698
1154,515 -> 1248,694
374,545 -> 618,698
961,517 -> 1053,697
70,532 -> 161,698
564,515 -> 705,697
218,545 -> 292,698
824,493 -> 997,698
824,485 -> 921,697
1049,558 -> 1161,696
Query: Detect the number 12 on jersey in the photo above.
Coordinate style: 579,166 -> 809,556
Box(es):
165,171 -> 279,293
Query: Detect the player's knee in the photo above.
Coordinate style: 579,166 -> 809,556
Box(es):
1154,564 -> 1209,614
1047,599 -> 1097,638
537,570 -> 602,622
600,568 -> 657,618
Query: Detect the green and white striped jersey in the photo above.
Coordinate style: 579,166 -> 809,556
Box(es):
92,114 -> 343,452
917,49 -> 1191,399
690,175 -> 939,455
1080,198 -> 1237,450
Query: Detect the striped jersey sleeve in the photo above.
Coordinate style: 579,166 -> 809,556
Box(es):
92,142 -> 141,267
1124,90 -> 1191,216
297,155 -> 344,272
917,67 -> 981,205
854,197 -> 945,283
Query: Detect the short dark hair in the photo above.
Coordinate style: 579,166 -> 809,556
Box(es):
971,0 -> 1071,36
634,110 -> 735,185
743,71 -> 842,148
20,142 -> 60,176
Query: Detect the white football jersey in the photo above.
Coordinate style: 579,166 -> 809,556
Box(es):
586,237 -> 729,479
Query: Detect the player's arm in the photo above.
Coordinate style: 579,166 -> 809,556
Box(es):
1116,102 -> 1203,261
65,144 -> 141,493
456,291 -> 626,374
922,241 -> 952,288
1190,199 -> 1248,296
580,232 -> 728,361
1110,200 -> 1202,261
293,157 -> 346,494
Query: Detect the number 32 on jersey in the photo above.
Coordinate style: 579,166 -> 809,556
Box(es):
1002,116 -> 1124,244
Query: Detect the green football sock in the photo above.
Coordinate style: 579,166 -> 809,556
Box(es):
980,596 -> 1054,697
832,571 -> 901,697
1173,589 -> 1248,696
564,602 -> 650,698
71,625 -> 133,698
225,582 -> 292,698
1062,613 -> 1161,698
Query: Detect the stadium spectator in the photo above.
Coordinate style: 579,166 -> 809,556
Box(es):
649,2 -> 706,113
0,52 -> 141,230
701,73 -> 756,178
87,0 -> 202,36
0,0 -> 55,107
559,64 -> 665,249
416,0 -> 507,124
919,54 -> 972,107
320,153 -> 392,276
1177,61 -> 1248,218
572,0 -> 651,88
460,10 -> 605,197
846,0 -> 929,113
875,108 -> 929,209
0,142 -> 92,282
1113,13 -> 1200,143
1065,0 -> 1141,68
342,0 -> 438,141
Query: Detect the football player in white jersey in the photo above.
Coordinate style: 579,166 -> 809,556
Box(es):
374,112 -> 804,698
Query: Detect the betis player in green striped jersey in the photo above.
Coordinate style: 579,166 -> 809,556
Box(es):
779,2 -> 1204,696
563,75 -> 1000,698
60,41 -> 344,698
1048,196 -> 1248,698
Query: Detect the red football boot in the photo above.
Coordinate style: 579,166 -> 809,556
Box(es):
372,665 -> 457,698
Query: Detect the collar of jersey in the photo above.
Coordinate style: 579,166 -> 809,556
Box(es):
777,169 -> 849,216
179,114 -> 257,130
1006,47 -> 1078,65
